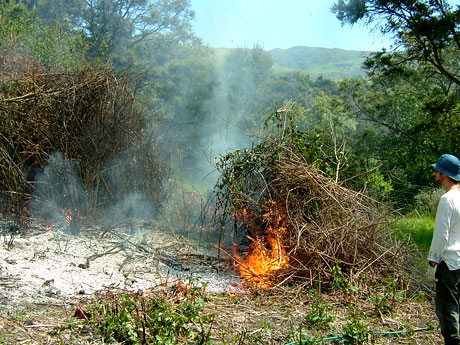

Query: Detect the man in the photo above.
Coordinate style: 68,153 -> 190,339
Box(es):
428,154 -> 460,345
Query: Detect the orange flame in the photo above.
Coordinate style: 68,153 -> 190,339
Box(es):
62,208 -> 72,225
233,201 -> 289,288
39,223 -> 52,232
234,236 -> 288,288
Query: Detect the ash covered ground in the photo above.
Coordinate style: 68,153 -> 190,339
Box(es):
0,217 -> 242,314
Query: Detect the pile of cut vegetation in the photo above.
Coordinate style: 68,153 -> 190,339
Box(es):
213,106 -> 416,291
0,62 -> 165,218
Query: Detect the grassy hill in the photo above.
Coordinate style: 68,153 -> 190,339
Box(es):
269,46 -> 371,79
210,46 -> 372,80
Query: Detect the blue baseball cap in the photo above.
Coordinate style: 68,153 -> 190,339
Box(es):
432,154 -> 460,181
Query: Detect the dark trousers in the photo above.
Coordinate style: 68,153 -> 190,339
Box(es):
436,261 -> 460,344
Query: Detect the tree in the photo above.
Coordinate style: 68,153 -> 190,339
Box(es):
334,63 -> 460,205
20,0 -> 198,62
331,0 -> 460,205
332,0 -> 460,86
0,1 -> 87,73
217,46 -> 273,120
0,1 -> 33,42
18,0 -> 84,28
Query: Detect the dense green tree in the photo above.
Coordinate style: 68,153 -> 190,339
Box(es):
83,0 -> 197,61
300,92 -> 356,182
18,0 -> 83,28
150,45 -> 218,172
20,0 -> 198,63
217,46 -> 274,119
264,72 -> 343,111
0,1 -> 33,42
330,0 -> 460,205
335,66 -> 460,205
266,72 -> 313,107
0,1 -> 87,72
332,0 -> 460,86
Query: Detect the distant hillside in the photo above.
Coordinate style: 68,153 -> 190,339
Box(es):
209,46 -> 372,80
269,46 -> 371,80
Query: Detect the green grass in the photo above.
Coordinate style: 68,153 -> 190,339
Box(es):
392,213 -> 435,250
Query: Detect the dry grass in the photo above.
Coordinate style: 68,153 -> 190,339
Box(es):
205,288 -> 440,345
0,288 -> 441,345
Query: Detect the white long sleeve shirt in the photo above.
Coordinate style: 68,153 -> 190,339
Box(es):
428,189 -> 460,270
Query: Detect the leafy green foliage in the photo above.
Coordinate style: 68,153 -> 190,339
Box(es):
370,277 -> 407,315
0,1 -> 88,72
20,0 -> 197,63
331,262 -> 358,295
341,306 -> 370,345
216,46 -> 273,121
337,66 -> 460,206
304,301 -> 336,329
216,144 -> 281,193
87,279 -> 213,345
331,0 -> 460,206
332,0 -> 460,85
0,1 -> 34,42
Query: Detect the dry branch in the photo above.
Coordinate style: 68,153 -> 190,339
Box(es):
0,63 -> 166,221
213,109 -> 415,291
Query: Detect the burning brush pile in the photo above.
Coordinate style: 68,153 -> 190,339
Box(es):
212,109 -> 414,291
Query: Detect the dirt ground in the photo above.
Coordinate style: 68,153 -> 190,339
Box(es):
0,288 -> 442,344
0,217 -> 443,344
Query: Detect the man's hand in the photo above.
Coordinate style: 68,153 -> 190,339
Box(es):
426,264 -> 437,283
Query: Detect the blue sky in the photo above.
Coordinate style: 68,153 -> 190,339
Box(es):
190,0 -> 392,51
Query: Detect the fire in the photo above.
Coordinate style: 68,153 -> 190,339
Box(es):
234,236 -> 288,288
38,223 -> 52,232
233,200 -> 289,288
62,208 -> 72,225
